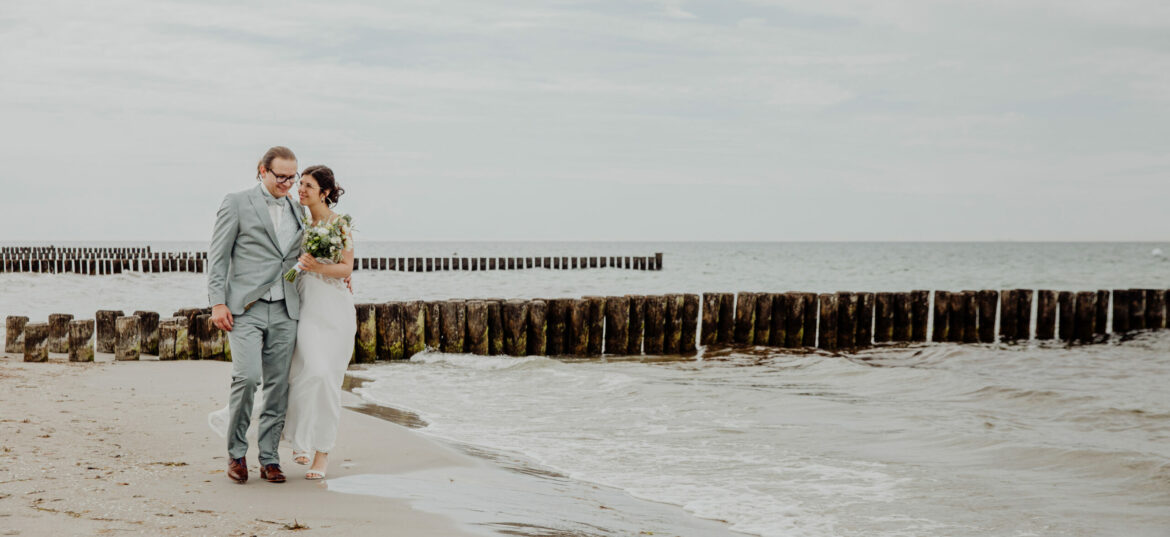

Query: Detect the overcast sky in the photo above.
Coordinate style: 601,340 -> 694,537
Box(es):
1,0 -> 1167,241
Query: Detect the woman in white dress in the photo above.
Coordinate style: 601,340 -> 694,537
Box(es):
283,165 -> 356,480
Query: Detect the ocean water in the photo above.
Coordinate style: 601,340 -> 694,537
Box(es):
3,241 -> 1169,536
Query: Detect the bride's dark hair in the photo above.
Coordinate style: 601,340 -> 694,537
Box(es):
301,165 -> 345,207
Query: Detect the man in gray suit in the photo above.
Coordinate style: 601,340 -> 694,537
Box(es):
208,146 -> 305,484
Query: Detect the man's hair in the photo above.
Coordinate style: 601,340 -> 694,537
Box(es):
256,146 -> 297,180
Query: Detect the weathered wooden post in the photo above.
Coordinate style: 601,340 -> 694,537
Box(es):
424,301 -> 442,349
584,296 -> 606,356
568,298 -> 590,356
1074,291 -> 1096,342
377,302 -> 405,360
836,292 -> 857,350
194,314 -> 219,360
680,294 -> 699,354
68,319 -> 95,362
605,296 -> 630,355
785,292 -> 806,348
546,299 -> 567,355
802,293 -> 819,347
502,300 -> 528,356
1146,289 -> 1166,330
131,311 -> 159,355
817,293 -> 838,351
486,300 -> 504,355
1111,290 -> 1131,336
753,293 -> 773,346
23,323 -> 49,362
352,304 -> 376,363
96,310 -> 123,353
402,301 -> 426,358
157,317 -> 180,361
874,292 -> 894,343
440,300 -> 467,353
464,300 -> 489,355
47,314 -> 74,353
930,291 -> 949,342
642,295 -> 666,354
716,293 -> 735,344
1128,289 -> 1147,331
1016,289 -> 1034,340
1094,290 -> 1109,338
6,315 -> 29,353
975,290 -> 998,344
999,290 -> 1019,342
959,291 -> 978,344
663,294 -> 683,353
115,315 -> 141,361
888,292 -> 910,342
1035,290 -> 1057,340
733,292 -> 757,345
1057,290 -> 1075,341
526,300 -> 547,355
766,294 -> 787,347
856,292 -> 874,348
626,295 -> 645,354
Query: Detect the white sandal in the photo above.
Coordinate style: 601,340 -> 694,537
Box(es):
292,450 -> 310,466
305,469 -> 326,480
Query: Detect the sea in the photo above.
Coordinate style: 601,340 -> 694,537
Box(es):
2,241 -> 1169,536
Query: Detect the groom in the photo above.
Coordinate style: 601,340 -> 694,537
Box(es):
208,146 -> 305,484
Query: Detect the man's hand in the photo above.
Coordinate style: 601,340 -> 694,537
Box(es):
211,304 -> 234,332
344,276 -> 353,294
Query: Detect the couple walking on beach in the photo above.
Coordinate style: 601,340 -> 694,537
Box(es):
206,146 -> 357,483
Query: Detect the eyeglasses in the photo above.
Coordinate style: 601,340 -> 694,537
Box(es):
265,168 -> 299,185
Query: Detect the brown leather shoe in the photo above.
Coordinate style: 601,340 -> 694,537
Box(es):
260,463 -> 286,483
227,457 -> 248,483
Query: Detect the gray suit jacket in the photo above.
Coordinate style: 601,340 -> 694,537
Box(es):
207,184 -> 305,319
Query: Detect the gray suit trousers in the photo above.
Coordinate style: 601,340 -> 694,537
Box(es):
226,299 -> 297,465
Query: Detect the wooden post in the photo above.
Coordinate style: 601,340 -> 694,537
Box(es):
23,323 -> 49,362
1129,288 -> 1147,331
526,300 -> 547,356
1016,289 -> 1034,340
440,300 -> 466,353
568,298 -> 590,356
784,292 -> 805,348
733,292 -> 757,345
999,290 -> 1019,341
352,304 -> 376,363
1094,290 -> 1109,338
68,319 -> 95,362
663,294 -> 683,354
817,293 -> 838,351
132,311 -> 159,355
194,314 -> 223,360
960,291 -> 979,344
584,296 -> 606,356
891,292 -> 912,342
6,316 -> 29,353
46,313 -> 74,353
464,300 -> 489,355
1035,290 -> 1057,340
1146,289 -> 1166,330
626,295 -> 645,354
402,301 -> 426,358
156,317 -> 180,361
836,292 -> 857,350
546,299 -> 567,355
487,300 -> 504,355
604,296 -> 630,355
680,294 -> 699,354
856,292 -> 874,348
424,301 -> 442,349
875,292 -> 894,343
96,310 -> 123,353
1074,291 -> 1096,343
974,290 -> 998,343
377,302 -> 405,360
502,299 -> 528,356
643,295 -> 666,355
115,315 -> 140,361
1111,290 -> 1130,335
1057,291 -> 1075,341
768,293 -> 788,347
716,293 -> 735,344
800,293 -> 818,347
753,293 -> 773,346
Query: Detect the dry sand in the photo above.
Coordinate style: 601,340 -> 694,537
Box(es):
0,351 -> 483,537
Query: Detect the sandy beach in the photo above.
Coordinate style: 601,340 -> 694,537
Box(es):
0,351 -> 482,537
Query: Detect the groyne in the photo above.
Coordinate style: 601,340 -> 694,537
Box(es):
6,288 -> 1168,363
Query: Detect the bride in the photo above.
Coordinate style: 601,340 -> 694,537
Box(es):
208,165 -> 356,480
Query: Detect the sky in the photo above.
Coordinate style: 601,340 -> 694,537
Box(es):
1,0 -> 1167,241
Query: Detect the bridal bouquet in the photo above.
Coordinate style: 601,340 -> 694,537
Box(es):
284,215 -> 354,282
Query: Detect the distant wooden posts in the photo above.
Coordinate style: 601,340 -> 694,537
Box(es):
502,299 -> 528,357
6,316 -> 29,353
23,323 -> 49,362
526,299 -> 547,356
115,315 -> 141,361
68,319 -> 95,362
604,296 -> 630,355
401,301 -> 426,358
642,296 -> 666,355
440,300 -> 467,353
817,293 -> 838,351
376,302 -> 405,361
96,310 -> 123,353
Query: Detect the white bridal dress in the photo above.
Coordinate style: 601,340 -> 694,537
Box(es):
209,235 -> 356,458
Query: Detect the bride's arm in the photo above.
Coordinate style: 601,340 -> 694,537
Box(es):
298,248 -> 354,279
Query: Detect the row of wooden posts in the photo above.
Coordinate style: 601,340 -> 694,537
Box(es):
6,288 -> 1169,363
0,252 -> 664,275
1,246 -> 152,256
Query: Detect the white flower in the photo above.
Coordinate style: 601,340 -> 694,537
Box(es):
331,236 -> 341,244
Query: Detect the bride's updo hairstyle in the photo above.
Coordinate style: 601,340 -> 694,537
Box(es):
301,165 -> 345,207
